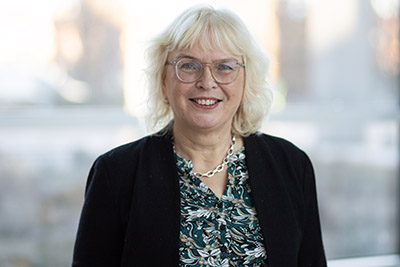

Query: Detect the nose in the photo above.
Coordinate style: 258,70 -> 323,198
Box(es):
196,66 -> 218,90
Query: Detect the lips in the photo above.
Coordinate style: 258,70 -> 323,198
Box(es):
189,98 -> 221,106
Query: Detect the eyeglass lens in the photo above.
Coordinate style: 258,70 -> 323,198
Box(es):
176,58 -> 241,83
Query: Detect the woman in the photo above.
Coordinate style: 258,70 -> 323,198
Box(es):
73,5 -> 326,267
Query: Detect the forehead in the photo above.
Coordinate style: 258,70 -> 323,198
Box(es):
170,45 -> 241,61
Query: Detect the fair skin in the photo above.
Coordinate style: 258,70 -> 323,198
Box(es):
163,45 -> 245,198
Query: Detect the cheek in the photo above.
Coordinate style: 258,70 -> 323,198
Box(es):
164,76 -> 189,104
232,82 -> 245,102
231,72 -> 245,95
163,70 -> 176,97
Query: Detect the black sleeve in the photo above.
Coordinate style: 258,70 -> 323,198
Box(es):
298,153 -> 327,266
72,156 -> 124,267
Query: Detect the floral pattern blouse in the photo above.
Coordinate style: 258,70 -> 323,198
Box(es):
175,146 -> 268,266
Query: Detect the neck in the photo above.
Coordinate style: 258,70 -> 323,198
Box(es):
172,124 -> 233,170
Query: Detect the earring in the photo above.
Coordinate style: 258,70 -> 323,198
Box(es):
163,99 -> 169,105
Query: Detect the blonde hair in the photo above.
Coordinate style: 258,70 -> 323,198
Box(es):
145,5 -> 272,136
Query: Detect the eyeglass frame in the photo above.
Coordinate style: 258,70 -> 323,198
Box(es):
166,57 -> 245,84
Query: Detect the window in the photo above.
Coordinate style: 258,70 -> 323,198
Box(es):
264,0 -> 399,258
0,0 -> 398,265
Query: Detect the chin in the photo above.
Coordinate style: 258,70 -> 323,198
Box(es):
176,114 -> 230,131
191,119 -> 230,132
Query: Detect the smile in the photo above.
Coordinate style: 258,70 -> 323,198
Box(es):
190,98 -> 221,106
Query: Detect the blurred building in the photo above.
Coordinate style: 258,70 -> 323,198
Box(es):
0,0 -> 398,266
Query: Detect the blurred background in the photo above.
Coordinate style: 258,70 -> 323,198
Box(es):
0,0 -> 399,266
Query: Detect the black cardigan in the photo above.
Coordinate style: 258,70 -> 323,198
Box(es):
73,132 -> 326,267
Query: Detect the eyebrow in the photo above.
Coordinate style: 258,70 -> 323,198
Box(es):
174,54 -> 196,60
174,54 -> 239,62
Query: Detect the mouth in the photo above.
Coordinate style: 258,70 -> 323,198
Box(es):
189,98 -> 222,106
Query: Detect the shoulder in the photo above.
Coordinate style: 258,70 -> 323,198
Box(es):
244,132 -> 312,176
88,133 -> 173,182
99,132 -> 171,164
85,132 -> 173,194
245,132 -> 307,158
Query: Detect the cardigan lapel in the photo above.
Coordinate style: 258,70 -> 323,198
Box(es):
122,133 -> 181,266
244,134 -> 301,267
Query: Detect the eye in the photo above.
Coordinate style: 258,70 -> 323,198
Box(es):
179,60 -> 201,71
216,62 -> 236,71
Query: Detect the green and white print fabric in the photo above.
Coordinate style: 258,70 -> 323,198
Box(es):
175,146 -> 267,266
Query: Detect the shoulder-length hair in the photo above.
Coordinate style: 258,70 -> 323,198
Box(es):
144,5 -> 272,136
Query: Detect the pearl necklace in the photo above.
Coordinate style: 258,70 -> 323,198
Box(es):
173,135 -> 236,178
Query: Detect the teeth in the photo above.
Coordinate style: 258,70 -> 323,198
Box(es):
195,99 -> 217,105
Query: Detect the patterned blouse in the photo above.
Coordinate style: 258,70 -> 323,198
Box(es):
175,146 -> 268,266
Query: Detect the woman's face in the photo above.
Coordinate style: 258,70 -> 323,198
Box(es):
163,45 -> 245,134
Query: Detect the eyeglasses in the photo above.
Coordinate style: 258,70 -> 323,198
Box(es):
166,58 -> 245,84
